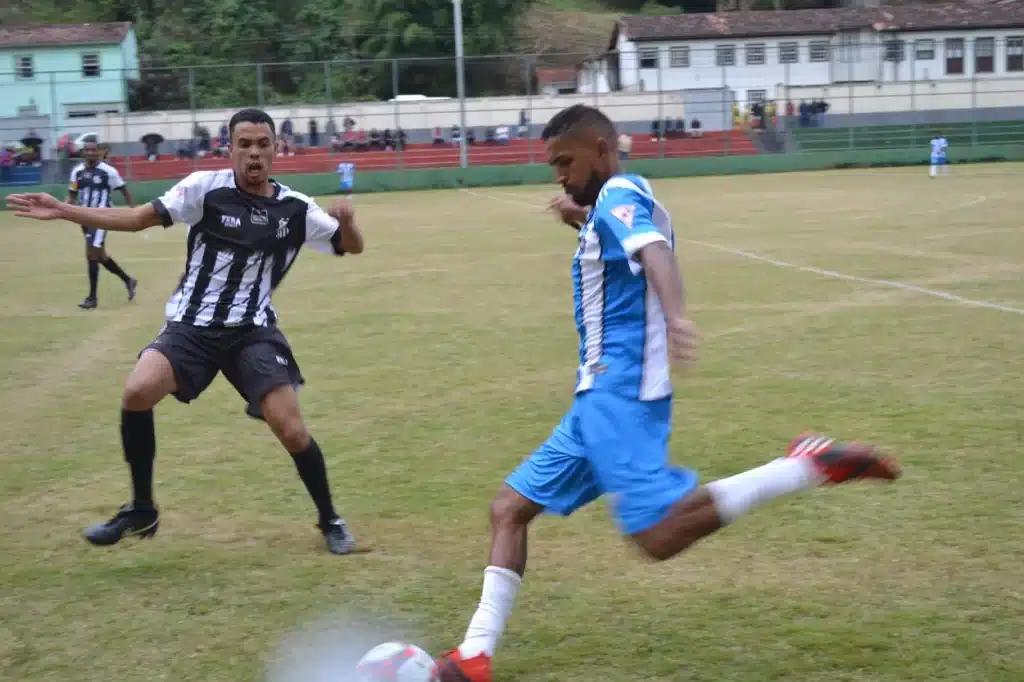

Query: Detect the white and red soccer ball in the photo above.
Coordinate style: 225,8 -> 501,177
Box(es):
354,642 -> 439,682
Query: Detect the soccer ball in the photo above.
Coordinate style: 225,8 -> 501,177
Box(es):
354,642 -> 439,682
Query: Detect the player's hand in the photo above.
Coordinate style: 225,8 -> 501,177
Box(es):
667,316 -> 697,367
6,192 -> 65,221
327,197 -> 355,228
547,194 -> 588,230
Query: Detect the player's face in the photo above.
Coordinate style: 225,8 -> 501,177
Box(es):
83,143 -> 100,164
545,132 -> 611,207
231,122 -> 275,187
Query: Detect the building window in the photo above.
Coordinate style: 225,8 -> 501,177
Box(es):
945,38 -> 964,74
82,53 -> 101,78
716,44 -> 736,67
809,40 -> 830,63
639,48 -> 658,69
779,42 -> 799,64
746,43 -> 766,66
974,37 -> 994,73
15,55 -> 34,80
838,32 -> 860,63
1008,36 -> 1024,72
884,39 -> 905,62
915,39 -> 935,61
670,46 -> 690,68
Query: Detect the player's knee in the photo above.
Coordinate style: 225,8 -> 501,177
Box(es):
490,486 -> 539,528
123,351 -> 176,411
275,418 -> 310,453
122,378 -> 162,411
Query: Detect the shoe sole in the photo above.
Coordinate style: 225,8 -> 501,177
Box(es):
84,519 -> 159,546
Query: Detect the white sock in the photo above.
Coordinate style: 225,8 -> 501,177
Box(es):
706,457 -> 826,525
458,566 -> 522,658
930,165 -> 937,177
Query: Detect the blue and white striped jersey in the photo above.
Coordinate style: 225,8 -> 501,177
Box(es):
572,174 -> 674,402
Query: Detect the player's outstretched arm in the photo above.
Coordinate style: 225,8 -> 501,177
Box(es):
7,192 -> 161,232
640,241 -> 696,366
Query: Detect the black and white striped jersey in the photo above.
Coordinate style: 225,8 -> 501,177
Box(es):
70,162 -> 125,208
151,169 -> 345,328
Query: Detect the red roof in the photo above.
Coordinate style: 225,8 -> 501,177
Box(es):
0,22 -> 132,48
618,2 -> 1024,42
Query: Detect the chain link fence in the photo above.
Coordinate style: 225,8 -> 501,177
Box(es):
2,42 -> 1024,184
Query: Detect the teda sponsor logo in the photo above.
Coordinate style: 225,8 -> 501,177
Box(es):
221,215 -> 241,228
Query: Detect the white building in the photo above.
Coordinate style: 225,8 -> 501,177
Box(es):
580,3 -> 1024,106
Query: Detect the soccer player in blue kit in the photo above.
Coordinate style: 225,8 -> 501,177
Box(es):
436,104 -> 901,682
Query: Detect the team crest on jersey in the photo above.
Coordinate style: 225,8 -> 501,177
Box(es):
250,208 -> 269,226
276,218 -> 290,239
609,204 -> 635,229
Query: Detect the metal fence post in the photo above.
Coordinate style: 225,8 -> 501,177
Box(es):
525,55 -> 534,165
188,66 -> 198,172
723,63 -> 731,157
392,59 -> 402,170
256,63 -> 264,108
657,54 -> 664,159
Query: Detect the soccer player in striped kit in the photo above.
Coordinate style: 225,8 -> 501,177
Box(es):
67,140 -> 138,309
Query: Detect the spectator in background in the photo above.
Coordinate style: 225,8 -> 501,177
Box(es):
325,118 -> 337,142
280,117 -> 294,155
690,118 -> 702,137
0,145 -> 12,184
396,128 -> 407,150
496,125 -> 510,145
466,127 -> 476,146
799,100 -> 811,128
309,119 -> 319,148
518,109 -> 529,138
433,126 -> 445,145
451,125 -> 462,147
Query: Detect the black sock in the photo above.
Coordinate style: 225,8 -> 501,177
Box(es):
291,438 -> 338,525
121,408 -> 156,508
87,261 -> 99,299
102,257 -> 131,283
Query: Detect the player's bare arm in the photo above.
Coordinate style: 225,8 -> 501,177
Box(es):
547,193 -> 589,230
7,192 -> 161,232
328,198 -> 364,254
118,185 -> 137,209
639,241 -> 696,366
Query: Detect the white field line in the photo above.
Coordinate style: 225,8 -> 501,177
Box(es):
460,188 -> 1023,317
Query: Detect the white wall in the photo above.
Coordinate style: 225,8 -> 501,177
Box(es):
784,77 -> 1024,114
621,34 -> 835,103
878,29 -> 1024,83
617,27 -> 1024,102
82,90 -> 693,144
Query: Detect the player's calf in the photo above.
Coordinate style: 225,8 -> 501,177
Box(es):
260,385 -> 355,555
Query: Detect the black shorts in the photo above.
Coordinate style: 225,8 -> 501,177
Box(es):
142,322 -> 305,420
82,226 -> 107,248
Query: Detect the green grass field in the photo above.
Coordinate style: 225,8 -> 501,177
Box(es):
1,165 -> 1022,682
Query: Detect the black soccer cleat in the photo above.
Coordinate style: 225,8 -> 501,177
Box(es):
319,518 -> 356,555
84,503 -> 159,546
78,296 -> 97,310
126,277 -> 138,301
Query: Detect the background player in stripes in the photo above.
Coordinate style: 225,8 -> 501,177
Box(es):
436,104 -> 902,682
67,140 -> 138,309
7,108 -> 365,556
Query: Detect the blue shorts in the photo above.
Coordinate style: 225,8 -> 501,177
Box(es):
931,156 -> 947,166
340,180 -> 353,191
505,391 -> 699,536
